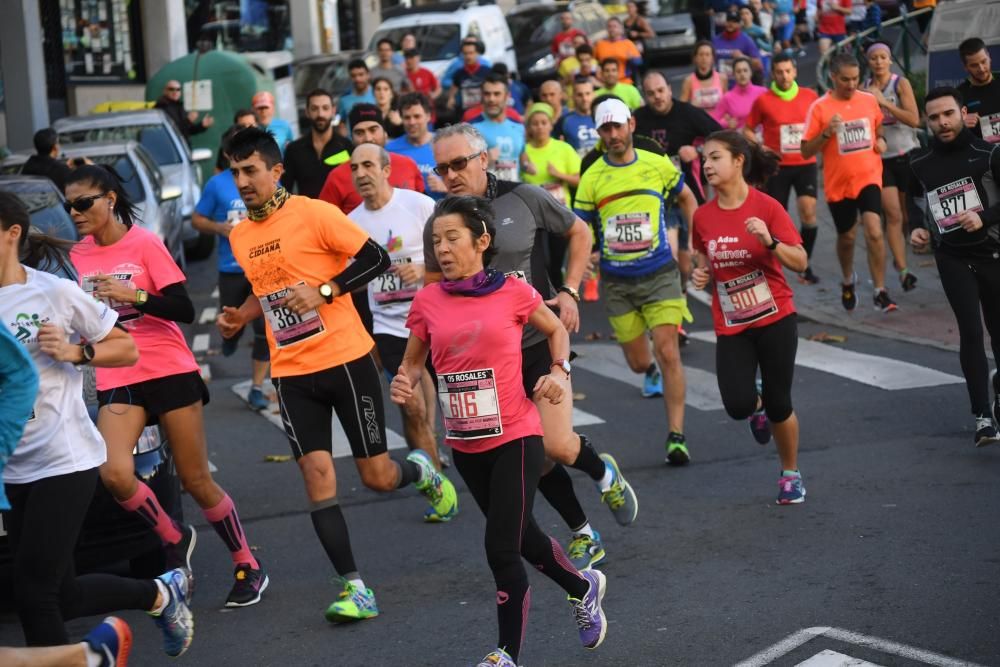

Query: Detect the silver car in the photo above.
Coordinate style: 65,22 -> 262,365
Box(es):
58,141 -> 186,271
53,109 -> 215,260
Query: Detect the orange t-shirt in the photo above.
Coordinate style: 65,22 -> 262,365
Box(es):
594,39 -> 642,84
803,90 -> 883,202
228,195 -> 374,378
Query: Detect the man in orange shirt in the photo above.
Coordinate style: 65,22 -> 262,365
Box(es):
802,53 -> 895,312
594,17 -> 642,85
217,126 -> 458,624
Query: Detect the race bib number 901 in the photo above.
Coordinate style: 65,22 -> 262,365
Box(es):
928,177 -> 984,234
260,282 -> 325,348
437,368 -> 503,440
717,269 -> 778,327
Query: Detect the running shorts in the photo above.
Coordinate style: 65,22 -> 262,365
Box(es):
374,333 -> 407,383
520,340 -> 554,398
97,371 -> 209,426
828,184 -> 882,235
881,155 -> 910,191
604,264 -> 693,343
765,163 -> 818,209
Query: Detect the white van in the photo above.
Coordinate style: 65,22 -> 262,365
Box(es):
369,0 -> 518,81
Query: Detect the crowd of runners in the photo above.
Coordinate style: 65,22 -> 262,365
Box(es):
1,23 -> 999,667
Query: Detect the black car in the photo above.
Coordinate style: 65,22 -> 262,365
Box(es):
0,175 -> 183,586
643,0 -> 697,61
507,0 -> 610,89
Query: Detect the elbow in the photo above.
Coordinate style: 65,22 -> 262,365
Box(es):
374,242 -> 392,274
178,298 -> 196,324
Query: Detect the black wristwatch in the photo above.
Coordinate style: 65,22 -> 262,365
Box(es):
318,283 -> 334,304
558,286 -> 581,302
766,237 -> 780,251
76,343 -> 95,366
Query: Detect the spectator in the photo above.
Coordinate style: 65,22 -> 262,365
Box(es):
712,11 -> 763,76
371,38 -> 409,92
911,0 -> 936,37
771,0 -> 797,53
624,1 -> 655,57
338,59 -> 377,131
595,17 -> 643,84
861,0 -> 882,34
847,0 -> 867,34
373,77 -> 405,139
282,89 -> 351,198
552,12 -> 587,62
393,32 -> 418,66
154,79 -> 214,145
816,0 -> 851,56
251,91 -> 294,152
404,49 -> 441,99
21,128 -> 72,191
595,59 -> 644,110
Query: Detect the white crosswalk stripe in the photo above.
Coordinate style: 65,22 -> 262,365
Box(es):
795,650 -> 883,667
198,306 -> 218,324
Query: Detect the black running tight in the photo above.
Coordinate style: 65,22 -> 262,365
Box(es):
715,314 -> 798,423
453,437 -> 588,662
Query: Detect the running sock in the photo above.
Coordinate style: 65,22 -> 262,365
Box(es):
781,469 -> 800,477
572,522 -> 596,539
568,434 -> 607,482
396,459 -> 421,489
250,383 -> 262,393
537,464 -> 588,531
646,363 -> 657,375
203,493 -> 259,569
83,644 -> 102,667
597,464 -> 615,493
348,577 -> 366,590
800,225 -> 818,259
150,579 -> 170,615
309,499 -> 360,578
117,481 -> 183,545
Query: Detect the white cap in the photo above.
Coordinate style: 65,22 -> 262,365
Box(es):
594,98 -> 631,127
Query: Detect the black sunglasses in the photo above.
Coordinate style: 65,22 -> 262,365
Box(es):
166,86 -> 181,92
433,151 -> 483,177
63,193 -> 108,214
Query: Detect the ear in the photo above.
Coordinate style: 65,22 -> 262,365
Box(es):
272,162 -> 285,182
475,231 -> 492,253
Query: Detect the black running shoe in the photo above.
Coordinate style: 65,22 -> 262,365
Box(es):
841,274 -> 857,311
165,524 -> 197,574
873,289 -> 897,313
993,394 -> 1000,427
798,267 -> 820,284
900,269 -> 917,292
226,561 -> 269,607
974,416 -> 1000,448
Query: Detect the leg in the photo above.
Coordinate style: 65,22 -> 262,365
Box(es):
836,227 -> 857,283
882,184 -> 907,273
755,316 -> 799,471
798,195 -> 819,260
159,402 -> 224,509
0,645 -> 86,667
714,331 -> 760,421
651,323 -> 686,434
861,210 -> 887,290
619,334 -> 656,374
972,259 -> 1000,384
936,251 -> 991,415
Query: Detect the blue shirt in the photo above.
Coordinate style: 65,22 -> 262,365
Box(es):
195,171 -> 247,274
712,31 -> 761,75
386,135 -> 444,200
337,87 -> 377,126
509,80 -> 530,114
0,325 -> 38,509
442,56 -> 492,89
264,118 -> 295,153
473,118 -> 525,182
558,111 -> 599,157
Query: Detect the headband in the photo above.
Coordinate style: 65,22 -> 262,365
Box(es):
866,42 -> 891,58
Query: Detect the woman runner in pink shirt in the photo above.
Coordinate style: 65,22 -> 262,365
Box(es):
713,57 -> 768,130
680,41 -> 728,114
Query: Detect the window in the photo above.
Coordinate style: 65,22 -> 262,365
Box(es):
59,125 -> 182,166
59,0 -> 145,84
187,0 -> 292,53
370,24 -> 462,61
89,154 -> 144,202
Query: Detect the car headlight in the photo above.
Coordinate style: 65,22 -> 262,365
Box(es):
529,53 -> 556,74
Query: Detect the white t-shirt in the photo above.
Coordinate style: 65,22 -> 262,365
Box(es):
0,267 -> 116,484
349,188 -> 436,339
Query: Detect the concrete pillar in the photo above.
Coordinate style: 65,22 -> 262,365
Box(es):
0,0 -> 49,150
141,0 -> 188,76
291,0 -> 324,60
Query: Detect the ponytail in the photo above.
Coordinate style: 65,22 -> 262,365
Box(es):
705,130 -> 780,188
0,191 -> 74,273
64,164 -> 141,229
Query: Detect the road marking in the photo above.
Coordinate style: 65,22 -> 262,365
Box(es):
198,363 -> 212,382
795,650 -> 882,667
572,407 -> 605,426
687,331 -> 964,390
211,287 -> 219,299
198,306 -> 218,324
191,333 -> 211,355
736,627 -> 987,667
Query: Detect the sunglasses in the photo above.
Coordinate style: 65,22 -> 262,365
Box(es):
166,86 -> 181,92
63,193 -> 107,214
433,151 -> 482,177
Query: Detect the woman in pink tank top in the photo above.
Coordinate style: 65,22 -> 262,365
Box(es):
680,40 -> 728,114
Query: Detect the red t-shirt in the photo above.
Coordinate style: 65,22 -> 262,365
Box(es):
406,278 -> 543,454
318,152 -> 425,213
461,106 -> 525,124
691,188 -> 802,335
817,0 -> 850,35
552,29 -> 587,59
407,68 -> 439,96
746,87 -> 819,167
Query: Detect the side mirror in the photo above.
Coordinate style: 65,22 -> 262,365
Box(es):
191,147 -> 213,162
161,185 -> 183,201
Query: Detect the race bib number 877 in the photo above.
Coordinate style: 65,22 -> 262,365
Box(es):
928,177 -> 984,234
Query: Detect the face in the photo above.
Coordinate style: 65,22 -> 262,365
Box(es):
306,94 -> 334,132
694,45 -> 714,71
482,82 -> 508,118
739,8 -> 753,25
725,18 -> 739,32
597,118 -> 634,160
254,104 -> 274,125
601,62 -> 620,87
701,139 -> 742,187
771,60 -> 796,90
350,145 -> 389,200
401,34 -> 417,50
926,96 -> 966,143
432,213 -> 489,279
608,19 -> 623,39
350,66 -> 370,91
373,80 -> 393,105
573,83 -> 594,113
831,64 -> 860,98
963,49 -> 992,84
733,60 -> 752,86
164,80 -> 182,101
433,134 -> 488,195
235,114 -> 257,129
643,74 -> 672,114
527,112 -> 552,141
64,181 -> 116,237
560,12 -> 573,29
0,217 -> 23,265
401,104 -> 430,140
378,42 -> 394,62
539,82 -> 562,109
627,2 -> 638,15
579,53 -> 594,71
230,152 -> 283,208
405,54 -> 419,71
462,44 -> 479,65
867,48 -> 891,75
352,120 -> 386,147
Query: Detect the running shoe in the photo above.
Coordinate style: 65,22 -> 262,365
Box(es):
665,432 -> 690,466
150,568 -> 194,658
225,560 -> 269,607
797,267 -> 820,285
873,288 -> 898,313
247,387 -> 270,411
776,474 -> 806,505
749,380 -> 771,445
568,569 -> 607,650
993,394 -> 1000,426
84,616 -> 132,667
567,531 -> 607,571
900,269 -> 917,292
598,453 -> 638,526
324,579 -> 380,623
642,365 -> 663,398
164,524 -> 197,578
841,274 -> 858,311
974,415 -> 1000,448
477,648 -> 517,667
583,277 -> 599,302
407,449 -> 459,522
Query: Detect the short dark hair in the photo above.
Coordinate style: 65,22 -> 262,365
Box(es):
492,62 -> 510,77
233,108 -> 256,123
377,37 -> 394,49
576,44 -> 593,57
306,88 -> 334,106
924,86 -> 964,108
830,52 -> 859,74
573,75 -> 595,88
771,52 -> 796,70
348,58 -> 368,71
33,128 -> 59,155
399,92 -> 432,114
225,126 -> 283,169
600,58 -> 619,70
429,195 -> 498,266
959,38 -> 986,64
483,72 -> 509,90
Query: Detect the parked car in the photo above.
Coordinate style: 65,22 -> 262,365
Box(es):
292,49 -> 367,128
643,0 -> 697,61
53,109 -> 215,261
506,0 -> 610,89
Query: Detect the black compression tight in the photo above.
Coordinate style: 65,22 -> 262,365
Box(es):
715,314 -> 798,423
453,437 -> 588,662
3,468 -> 158,646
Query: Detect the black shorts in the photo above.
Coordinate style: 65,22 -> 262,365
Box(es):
881,155 -> 910,191
520,340 -> 553,398
374,333 -> 407,382
764,164 -> 818,209
97,371 -> 210,426
795,8 -> 807,24
272,352 -> 387,459
828,184 -> 882,235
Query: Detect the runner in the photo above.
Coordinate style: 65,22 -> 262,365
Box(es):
347,143 -> 443,474
690,131 -> 808,504
595,59 -> 644,111
337,59 -> 376,131
957,38 -> 1000,144
864,41 -> 920,292
574,98 -> 698,465
557,78 -> 600,158
372,77 -> 405,139
0,617 -> 130,667
744,53 -> 821,283
0,192 -> 193,654
447,38 -> 491,118
428,123 -> 637,571
802,53 -> 896,313
0,321 -> 37,514
391,195 -> 607,667
712,57 -> 767,130
218,127 -> 458,621
193,126 -> 272,411
282,89 -> 351,198
522,102 -> 582,208
680,41 -> 728,116
386,92 -> 449,200
66,165 -> 267,607
594,18 -> 642,85
471,74 -> 526,182
712,11 -> 763,77
624,1 -> 655,57
908,87 -> 1000,447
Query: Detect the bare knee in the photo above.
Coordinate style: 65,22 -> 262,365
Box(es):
358,460 -> 397,492
100,460 -> 137,499
299,456 -> 336,496
542,431 -> 578,464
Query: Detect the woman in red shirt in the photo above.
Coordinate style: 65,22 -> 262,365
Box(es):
691,131 -> 809,505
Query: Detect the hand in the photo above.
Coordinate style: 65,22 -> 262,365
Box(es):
520,154 -> 537,176
546,162 -> 562,179
956,210 -> 984,233
187,111 -> 199,123
733,49 -> 745,58
37,323 -> 78,363
218,222 -> 236,238
875,136 -> 887,155
545,292 -> 580,333
965,112 -> 980,129
866,84 -> 888,107
428,174 -> 448,193
532,373 -> 566,405
446,97 -> 456,110
91,273 -> 136,303
726,115 -> 739,130
202,114 -> 215,128
828,114 -> 843,137
745,216 -> 773,248
691,265 -> 711,290
283,283 -> 327,314
216,306 -> 246,339
678,145 -> 699,163
393,262 -> 425,286
910,228 -> 930,251
586,251 -> 600,280
389,373 -> 414,405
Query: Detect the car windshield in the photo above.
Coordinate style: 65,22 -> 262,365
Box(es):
370,24 -> 461,61
508,10 -> 561,46
294,59 -> 353,97
59,124 -> 182,166
656,0 -> 690,15
0,183 -> 78,242
88,154 -> 145,203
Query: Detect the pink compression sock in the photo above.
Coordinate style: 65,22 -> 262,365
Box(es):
203,494 -> 259,568
117,481 -> 183,544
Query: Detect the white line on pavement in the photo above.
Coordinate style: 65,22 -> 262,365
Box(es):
191,333 -> 211,355
795,649 -> 883,667
572,407 -> 605,426
198,306 -> 218,324
211,287 -> 219,299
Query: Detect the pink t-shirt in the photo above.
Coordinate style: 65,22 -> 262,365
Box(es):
713,83 -> 768,130
70,225 -> 199,390
406,277 -> 543,454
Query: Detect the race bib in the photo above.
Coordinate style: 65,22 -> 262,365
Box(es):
437,368 -> 503,440
372,258 -> 420,305
259,283 -> 325,348
461,84 -> 482,109
717,269 -> 778,327
718,59 -> 734,78
82,273 -> 142,323
836,117 -> 873,154
928,177 -> 984,234
605,212 -> 653,254
493,161 -> 519,182
504,270 -> 527,282
543,181 -> 567,205
979,112 -> 1000,143
692,85 -> 721,109
226,208 -> 246,225
779,123 -> 804,154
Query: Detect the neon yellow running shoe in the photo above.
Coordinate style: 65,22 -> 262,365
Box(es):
324,580 -> 379,623
407,450 -> 458,522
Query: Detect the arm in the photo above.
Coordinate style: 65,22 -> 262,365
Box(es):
744,216 -> 808,272
890,77 -> 921,128
562,218 -> 591,294
191,211 -> 233,237
526,303 -> 570,404
217,292 -> 264,339
283,237 -> 391,315
0,331 -> 38,454
800,122 -> 834,159
90,276 -> 195,323
37,323 -> 138,368
389,334 -> 430,406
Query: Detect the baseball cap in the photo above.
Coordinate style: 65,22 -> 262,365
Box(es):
594,98 -> 631,127
725,10 -> 740,22
251,91 -> 275,109
349,103 -> 384,128
403,48 -> 419,58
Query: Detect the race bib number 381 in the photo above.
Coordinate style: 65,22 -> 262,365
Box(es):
928,177 -> 984,234
437,368 -> 502,440
260,283 -> 325,347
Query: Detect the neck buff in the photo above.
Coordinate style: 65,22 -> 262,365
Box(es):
247,186 -> 290,221
695,67 -> 714,81
440,268 -> 506,296
770,80 -> 798,101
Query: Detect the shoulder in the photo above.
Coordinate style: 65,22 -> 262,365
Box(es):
390,152 -> 420,169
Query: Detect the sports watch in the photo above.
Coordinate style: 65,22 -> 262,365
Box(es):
766,236 -> 780,251
76,343 -> 95,366
559,286 -> 581,303
135,289 -> 149,306
318,283 -> 335,304
551,358 -> 572,377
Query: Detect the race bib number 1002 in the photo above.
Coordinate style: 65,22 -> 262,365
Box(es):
437,368 -> 503,440
837,117 -> 873,154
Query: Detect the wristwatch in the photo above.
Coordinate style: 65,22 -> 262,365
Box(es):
135,289 -> 148,306
318,283 -> 335,304
558,286 -> 581,303
766,237 -> 780,251
551,358 -> 572,377
76,343 -> 95,366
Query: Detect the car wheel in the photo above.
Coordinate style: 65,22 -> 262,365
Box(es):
184,231 -> 215,262
129,545 -> 168,579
